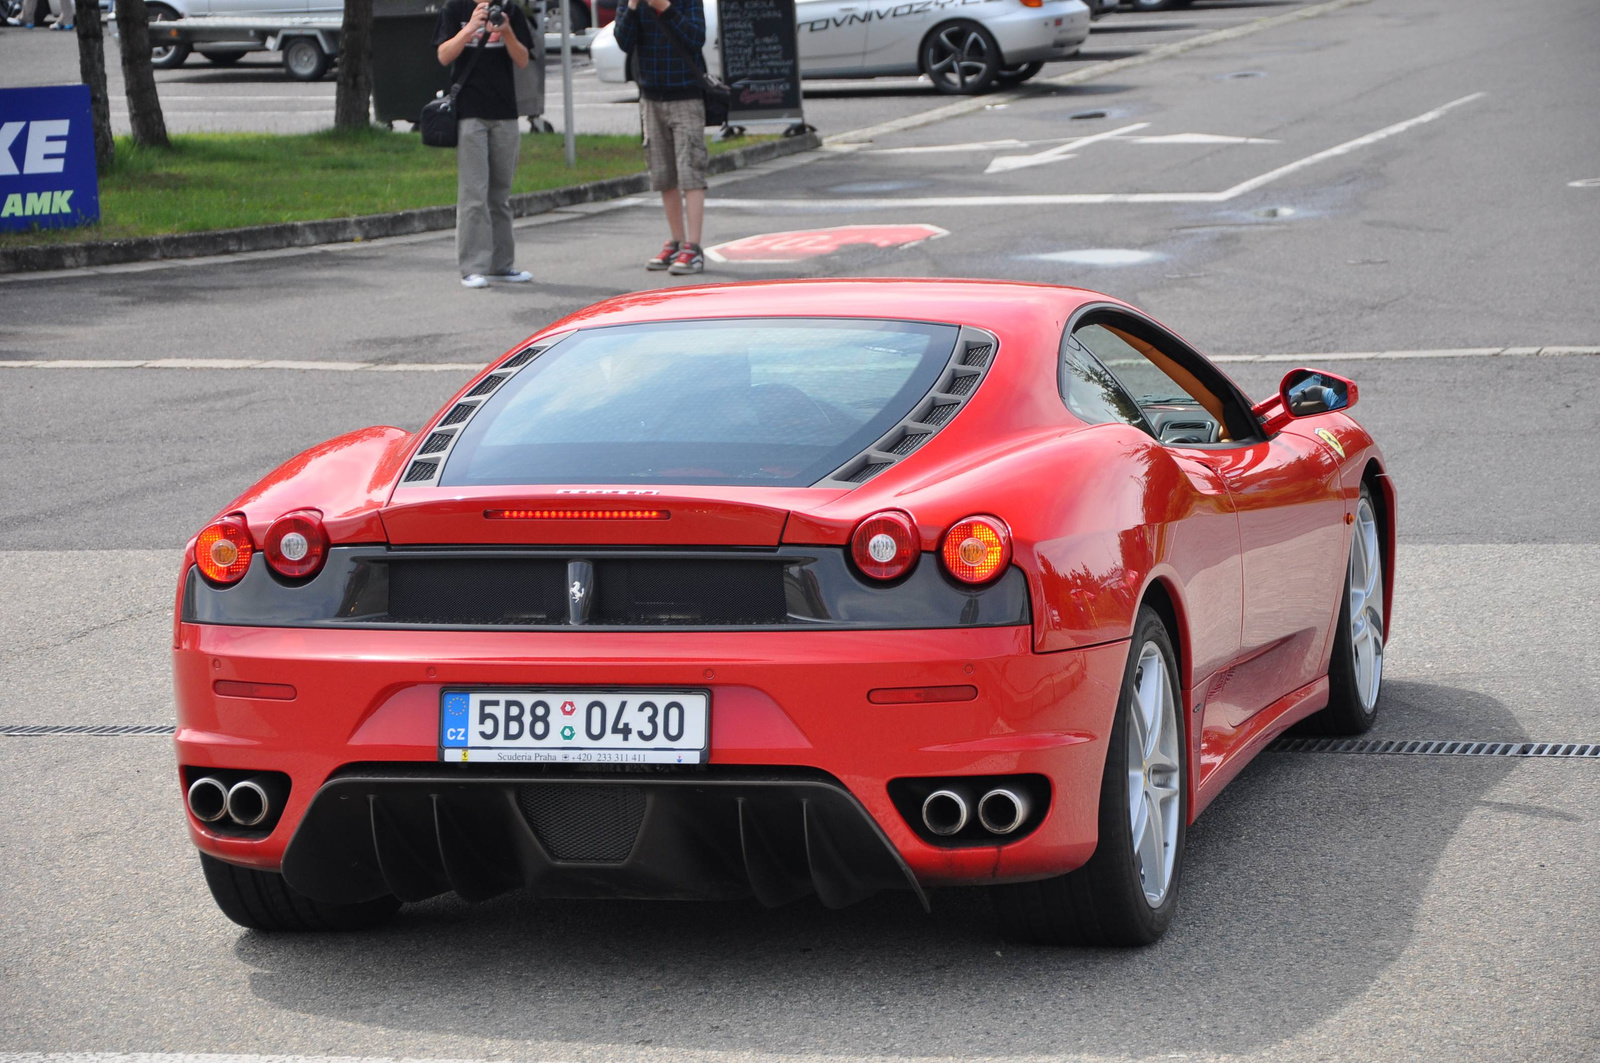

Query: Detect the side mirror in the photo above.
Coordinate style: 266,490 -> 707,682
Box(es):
1280,368 -> 1357,416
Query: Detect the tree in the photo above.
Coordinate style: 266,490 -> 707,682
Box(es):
73,4 -> 116,173
334,0 -> 376,131
114,0 -> 171,148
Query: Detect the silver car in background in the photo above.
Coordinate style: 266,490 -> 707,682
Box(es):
591,0 -> 1091,95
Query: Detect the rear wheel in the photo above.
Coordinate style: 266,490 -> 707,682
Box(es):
995,61 -> 1044,86
1301,485 -> 1385,735
282,36 -> 331,81
147,4 -> 191,70
992,606 -> 1187,945
921,21 -> 1001,95
199,852 -> 401,931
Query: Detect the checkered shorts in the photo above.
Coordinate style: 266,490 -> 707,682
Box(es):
641,97 -> 708,192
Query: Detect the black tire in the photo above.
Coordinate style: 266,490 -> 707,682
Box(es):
1300,483 -> 1386,735
199,852 -> 401,932
995,61 -> 1044,86
202,50 -> 247,65
921,21 -> 1002,95
282,36 -> 331,81
992,606 -> 1187,946
1129,0 -> 1181,11
147,4 -> 191,69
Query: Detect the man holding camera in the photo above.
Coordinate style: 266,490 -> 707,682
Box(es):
436,0 -> 536,289
613,0 -> 709,275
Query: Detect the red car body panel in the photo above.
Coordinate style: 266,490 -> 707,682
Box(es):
173,279 -> 1394,898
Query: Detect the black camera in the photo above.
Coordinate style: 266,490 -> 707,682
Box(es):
487,3 -> 506,25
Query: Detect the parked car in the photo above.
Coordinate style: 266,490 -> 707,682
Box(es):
592,0 -> 1092,94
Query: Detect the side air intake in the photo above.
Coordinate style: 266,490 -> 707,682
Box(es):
814,326 -> 999,488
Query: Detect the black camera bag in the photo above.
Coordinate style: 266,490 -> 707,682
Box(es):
420,29 -> 492,148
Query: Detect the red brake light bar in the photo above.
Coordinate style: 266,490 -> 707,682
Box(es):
485,508 -> 671,520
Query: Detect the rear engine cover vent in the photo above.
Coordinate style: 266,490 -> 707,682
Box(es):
518,784 -> 647,862
816,325 -> 999,488
467,373 -> 508,397
403,460 -> 439,483
418,431 -> 454,455
440,402 -> 477,427
501,344 -> 546,369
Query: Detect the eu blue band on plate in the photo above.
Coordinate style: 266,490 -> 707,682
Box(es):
441,691 -> 470,747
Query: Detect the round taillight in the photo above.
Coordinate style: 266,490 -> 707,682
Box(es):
196,514 -> 253,585
264,509 -> 328,579
850,510 -> 920,581
941,515 -> 1012,585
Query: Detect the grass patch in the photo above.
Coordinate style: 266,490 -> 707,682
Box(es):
1,126 -> 767,250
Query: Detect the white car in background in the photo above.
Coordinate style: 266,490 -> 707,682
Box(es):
592,0 -> 1091,95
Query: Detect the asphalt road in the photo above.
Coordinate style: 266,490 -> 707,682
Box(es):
3,0 -> 1599,1060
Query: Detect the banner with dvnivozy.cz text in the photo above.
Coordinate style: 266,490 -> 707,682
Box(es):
0,84 -> 102,234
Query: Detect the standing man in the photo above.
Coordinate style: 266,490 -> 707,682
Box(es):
436,0 -> 537,289
613,0 -> 708,275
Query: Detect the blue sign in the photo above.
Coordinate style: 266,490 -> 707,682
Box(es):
0,84 -> 102,234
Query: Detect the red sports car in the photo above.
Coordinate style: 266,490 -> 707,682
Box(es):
174,279 -> 1393,945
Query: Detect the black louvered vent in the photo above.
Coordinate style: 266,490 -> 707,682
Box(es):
948,373 -> 980,396
923,402 -> 961,426
847,461 -> 893,483
419,431 -> 454,455
467,373 -> 507,398
501,345 -> 543,369
440,402 -> 477,427
403,460 -> 438,483
961,343 -> 993,366
889,431 -> 927,456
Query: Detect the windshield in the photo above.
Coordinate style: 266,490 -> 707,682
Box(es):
440,318 -> 960,487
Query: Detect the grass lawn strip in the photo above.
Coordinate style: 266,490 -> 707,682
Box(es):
0,128 -> 766,250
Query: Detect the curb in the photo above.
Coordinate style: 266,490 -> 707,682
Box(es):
0,132 -> 821,275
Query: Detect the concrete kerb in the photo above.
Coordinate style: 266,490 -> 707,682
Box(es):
0,133 -> 821,276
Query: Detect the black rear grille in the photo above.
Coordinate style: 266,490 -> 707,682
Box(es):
517,784 -> 646,862
383,557 -> 788,626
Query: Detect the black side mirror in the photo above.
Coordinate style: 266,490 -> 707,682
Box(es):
1280,368 -> 1357,417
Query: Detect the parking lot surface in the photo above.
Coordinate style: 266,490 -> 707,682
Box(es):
3,1 -> 1598,1061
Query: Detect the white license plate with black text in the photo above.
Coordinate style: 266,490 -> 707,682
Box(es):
440,689 -> 709,764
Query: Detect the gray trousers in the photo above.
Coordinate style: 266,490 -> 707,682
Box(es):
456,117 -> 521,277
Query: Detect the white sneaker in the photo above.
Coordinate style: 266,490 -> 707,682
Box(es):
461,274 -> 489,289
487,270 -> 533,283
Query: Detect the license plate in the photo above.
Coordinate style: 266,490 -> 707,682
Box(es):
440,689 -> 709,765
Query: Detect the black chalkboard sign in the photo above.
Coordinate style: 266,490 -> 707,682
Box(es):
718,0 -> 805,124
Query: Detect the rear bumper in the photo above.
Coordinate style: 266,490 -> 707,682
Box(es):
175,623 -> 1128,896
987,3 -> 1091,65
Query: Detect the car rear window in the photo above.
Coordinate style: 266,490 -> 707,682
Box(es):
440,318 -> 960,487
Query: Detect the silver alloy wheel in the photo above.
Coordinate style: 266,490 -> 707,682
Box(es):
926,26 -> 993,92
1348,495 -> 1385,712
1127,641 -> 1181,907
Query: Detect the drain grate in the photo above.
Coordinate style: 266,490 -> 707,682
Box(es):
0,724 -> 177,737
1270,737 -> 1598,758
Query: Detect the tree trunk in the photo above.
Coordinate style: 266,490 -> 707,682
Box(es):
334,0 -> 375,131
114,0 -> 171,149
74,4 -> 117,173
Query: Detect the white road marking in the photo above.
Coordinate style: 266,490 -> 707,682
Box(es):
1,348 -> 1593,372
984,122 -> 1150,174
0,1056 -> 512,1063
1568,177 -> 1600,187
1130,132 -> 1280,145
1024,248 -> 1162,265
868,132 -> 1278,156
716,94 -> 1486,209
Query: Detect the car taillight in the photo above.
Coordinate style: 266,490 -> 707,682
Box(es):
850,510 -> 919,581
263,509 -> 328,579
196,514 -> 253,585
941,515 -> 1012,585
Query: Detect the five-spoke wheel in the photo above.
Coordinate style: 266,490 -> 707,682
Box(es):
922,21 -> 1002,95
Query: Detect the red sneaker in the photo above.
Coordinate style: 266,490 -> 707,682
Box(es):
668,243 -> 704,275
646,240 -> 680,271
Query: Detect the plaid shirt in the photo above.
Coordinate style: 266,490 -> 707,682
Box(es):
612,0 -> 707,102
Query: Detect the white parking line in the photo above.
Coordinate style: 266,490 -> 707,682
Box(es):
1,347 -> 1593,372
717,93 -> 1486,209
0,1056 -> 513,1063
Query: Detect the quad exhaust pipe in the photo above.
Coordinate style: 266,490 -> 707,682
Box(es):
187,774 -> 284,828
919,784 -> 1035,838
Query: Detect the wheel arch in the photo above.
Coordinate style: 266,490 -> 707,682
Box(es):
1138,576 -> 1189,698
1361,458 -> 1397,643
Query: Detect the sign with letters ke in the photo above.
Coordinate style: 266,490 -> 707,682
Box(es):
0,84 -> 101,233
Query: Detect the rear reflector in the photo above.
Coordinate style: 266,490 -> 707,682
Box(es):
213,680 -> 297,701
486,509 -> 670,521
868,685 -> 979,705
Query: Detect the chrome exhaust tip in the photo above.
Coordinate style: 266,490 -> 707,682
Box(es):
977,788 -> 1031,835
186,776 -> 230,823
921,789 -> 970,836
225,778 -> 273,827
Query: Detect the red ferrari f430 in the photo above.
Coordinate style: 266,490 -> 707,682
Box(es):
174,279 -> 1393,945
